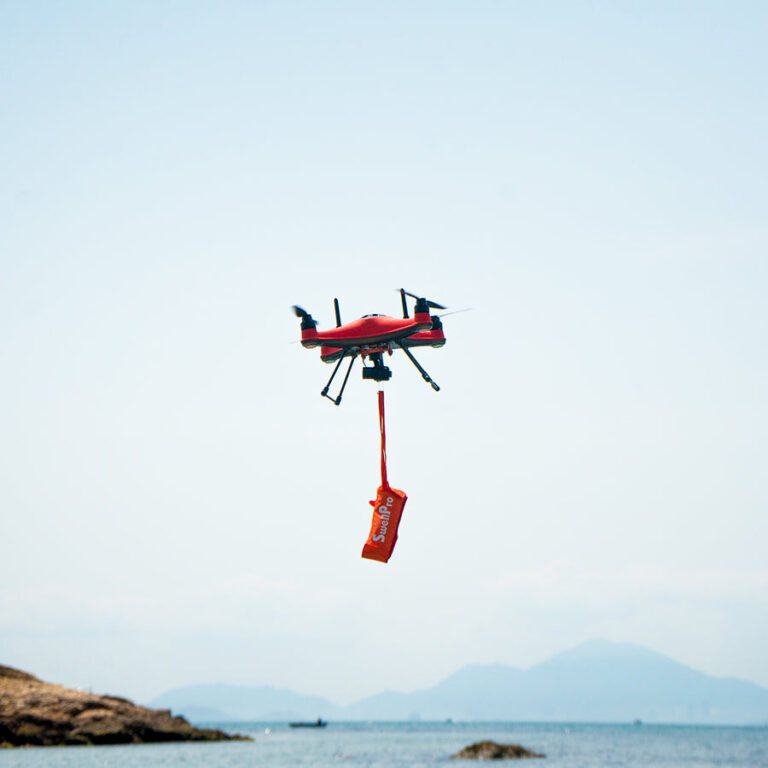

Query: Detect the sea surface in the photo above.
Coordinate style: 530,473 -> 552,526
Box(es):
2,721 -> 768,767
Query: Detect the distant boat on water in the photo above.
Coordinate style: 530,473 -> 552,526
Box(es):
289,717 -> 327,728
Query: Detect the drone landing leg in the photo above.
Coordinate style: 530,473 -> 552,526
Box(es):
401,346 -> 440,391
333,355 -> 356,405
321,354 -> 346,400
321,354 -> 356,406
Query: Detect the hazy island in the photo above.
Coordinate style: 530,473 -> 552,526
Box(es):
0,664 -> 250,747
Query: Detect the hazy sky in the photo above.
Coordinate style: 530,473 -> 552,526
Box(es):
1,1 -> 766,705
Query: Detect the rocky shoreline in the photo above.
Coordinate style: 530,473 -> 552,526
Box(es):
0,664 -> 249,747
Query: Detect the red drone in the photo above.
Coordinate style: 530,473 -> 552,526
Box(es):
292,289 -> 447,405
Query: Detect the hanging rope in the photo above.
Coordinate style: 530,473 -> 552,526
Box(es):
378,389 -> 389,490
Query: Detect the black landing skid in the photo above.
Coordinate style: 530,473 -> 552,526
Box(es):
400,346 -> 440,391
320,352 -> 357,406
320,348 -> 439,406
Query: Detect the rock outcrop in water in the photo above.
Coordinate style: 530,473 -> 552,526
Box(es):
0,664 -> 249,747
451,740 -> 545,759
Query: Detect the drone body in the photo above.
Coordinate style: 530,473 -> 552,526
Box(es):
293,289 -> 446,405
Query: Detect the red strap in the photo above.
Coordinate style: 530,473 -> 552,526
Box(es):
378,389 -> 389,489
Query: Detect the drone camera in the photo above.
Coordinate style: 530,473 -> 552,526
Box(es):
362,365 -> 392,382
362,352 -> 392,381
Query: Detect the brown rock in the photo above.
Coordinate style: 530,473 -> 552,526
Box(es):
452,740 -> 545,759
0,664 -> 250,747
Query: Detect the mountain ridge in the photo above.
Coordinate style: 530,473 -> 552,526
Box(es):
148,639 -> 768,725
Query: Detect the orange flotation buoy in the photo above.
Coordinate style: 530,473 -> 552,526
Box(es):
361,390 -> 407,563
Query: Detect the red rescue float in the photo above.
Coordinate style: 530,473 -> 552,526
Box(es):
362,391 -> 407,563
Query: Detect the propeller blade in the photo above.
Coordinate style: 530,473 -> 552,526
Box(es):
292,305 -> 309,319
400,289 -> 447,311
437,307 -> 472,318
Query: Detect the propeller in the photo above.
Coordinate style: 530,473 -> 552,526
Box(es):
291,304 -> 317,330
399,289 -> 447,311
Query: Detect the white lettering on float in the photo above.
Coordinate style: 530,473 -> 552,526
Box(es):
371,496 -> 394,543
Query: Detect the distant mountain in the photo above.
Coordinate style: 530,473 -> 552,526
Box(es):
149,683 -> 342,722
347,640 -> 768,723
348,663 -> 526,721
150,640 -> 768,725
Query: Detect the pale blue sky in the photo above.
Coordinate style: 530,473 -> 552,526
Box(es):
1,1 -> 767,705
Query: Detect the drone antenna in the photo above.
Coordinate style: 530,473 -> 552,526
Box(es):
333,297 -> 342,327
400,288 -> 409,319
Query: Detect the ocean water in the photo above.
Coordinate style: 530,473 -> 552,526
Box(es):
2,721 -> 767,767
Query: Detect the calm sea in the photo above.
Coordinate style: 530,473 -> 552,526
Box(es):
2,721 -> 767,767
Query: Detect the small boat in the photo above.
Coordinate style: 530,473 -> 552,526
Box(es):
289,718 -> 327,728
